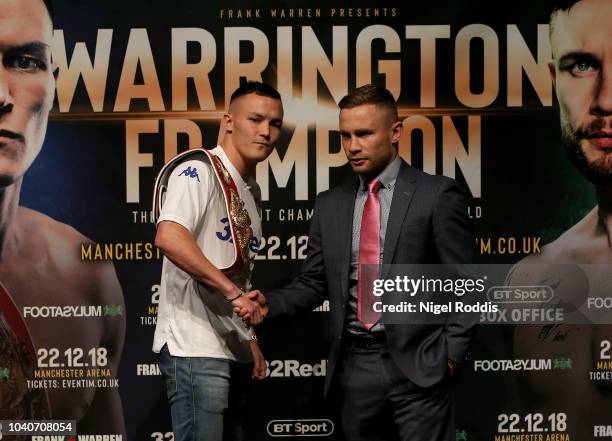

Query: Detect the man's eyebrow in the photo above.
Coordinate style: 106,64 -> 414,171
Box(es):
0,41 -> 50,54
557,51 -> 600,65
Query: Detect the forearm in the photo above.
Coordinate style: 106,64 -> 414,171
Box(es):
155,221 -> 240,299
267,275 -> 327,318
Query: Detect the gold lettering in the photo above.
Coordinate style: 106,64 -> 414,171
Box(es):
171,28 -> 216,111
52,29 -> 113,112
114,29 -> 165,111
507,24 -> 552,106
455,24 -> 499,108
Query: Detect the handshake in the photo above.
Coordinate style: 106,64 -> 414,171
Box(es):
230,290 -> 268,326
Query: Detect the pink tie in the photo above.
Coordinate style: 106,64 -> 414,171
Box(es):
358,179 -> 381,330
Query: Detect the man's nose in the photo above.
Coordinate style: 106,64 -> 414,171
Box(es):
0,66 -> 13,113
592,67 -> 612,117
259,121 -> 270,138
346,135 -> 361,153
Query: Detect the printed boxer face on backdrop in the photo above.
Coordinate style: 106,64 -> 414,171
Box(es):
549,0 -> 612,183
224,93 -> 284,166
339,103 -> 402,179
0,0 -> 55,186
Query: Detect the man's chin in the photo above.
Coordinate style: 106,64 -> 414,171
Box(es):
349,164 -> 368,174
251,150 -> 273,163
584,166 -> 612,185
0,173 -> 19,188
0,159 -> 24,187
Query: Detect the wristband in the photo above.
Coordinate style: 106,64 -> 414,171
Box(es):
225,290 -> 244,303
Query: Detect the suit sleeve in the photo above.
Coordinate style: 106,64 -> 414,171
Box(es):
432,178 -> 478,366
266,196 -> 328,319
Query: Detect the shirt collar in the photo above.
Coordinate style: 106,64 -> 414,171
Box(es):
358,154 -> 401,191
213,145 -> 249,189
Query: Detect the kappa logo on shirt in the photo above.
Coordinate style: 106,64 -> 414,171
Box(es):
178,166 -> 200,182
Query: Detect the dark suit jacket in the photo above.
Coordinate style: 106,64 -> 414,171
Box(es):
266,160 -> 477,394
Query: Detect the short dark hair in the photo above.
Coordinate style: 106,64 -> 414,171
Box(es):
229,81 -> 281,105
550,0 -> 580,13
338,84 -> 398,122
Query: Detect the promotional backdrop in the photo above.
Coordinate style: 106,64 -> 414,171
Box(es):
3,1 -> 610,440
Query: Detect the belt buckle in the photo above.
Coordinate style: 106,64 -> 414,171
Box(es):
360,334 -> 377,347
353,332 -> 383,349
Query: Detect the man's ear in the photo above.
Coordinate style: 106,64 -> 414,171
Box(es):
548,61 -> 557,88
223,112 -> 233,132
390,120 -> 403,144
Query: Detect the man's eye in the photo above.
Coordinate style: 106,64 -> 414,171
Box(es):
571,61 -> 596,75
12,56 -> 44,71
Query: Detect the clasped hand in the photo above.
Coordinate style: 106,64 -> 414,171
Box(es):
232,290 -> 268,325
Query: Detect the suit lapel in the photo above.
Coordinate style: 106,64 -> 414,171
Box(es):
383,161 -> 417,271
337,178 -> 359,303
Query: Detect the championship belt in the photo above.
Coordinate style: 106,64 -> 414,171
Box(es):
153,148 -> 254,274
0,282 -> 50,425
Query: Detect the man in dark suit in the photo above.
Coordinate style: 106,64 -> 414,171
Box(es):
241,84 -> 477,441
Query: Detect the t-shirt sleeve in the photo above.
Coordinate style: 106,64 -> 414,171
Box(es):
157,159 -> 214,233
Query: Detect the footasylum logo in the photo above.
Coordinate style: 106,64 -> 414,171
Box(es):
456,429 -> 468,441
474,358 -> 572,372
23,305 -> 123,318
553,357 -> 572,370
103,305 -> 123,316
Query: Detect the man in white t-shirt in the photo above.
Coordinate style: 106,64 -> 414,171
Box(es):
152,81 -> 283,441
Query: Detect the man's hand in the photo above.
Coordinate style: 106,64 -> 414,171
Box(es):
230,294 -> 264,325
248,290 -> 268,315
250,340 -> 267,380
234,290 -> 268,325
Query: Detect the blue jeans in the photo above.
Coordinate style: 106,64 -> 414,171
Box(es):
158,345 -> 250,441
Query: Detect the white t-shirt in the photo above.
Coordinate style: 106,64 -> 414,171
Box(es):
152,146 -> 261,361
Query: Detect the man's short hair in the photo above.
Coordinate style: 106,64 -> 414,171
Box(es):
229,81 -> 281,105
338,84 -> 398,122
550,0 -> 580,13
